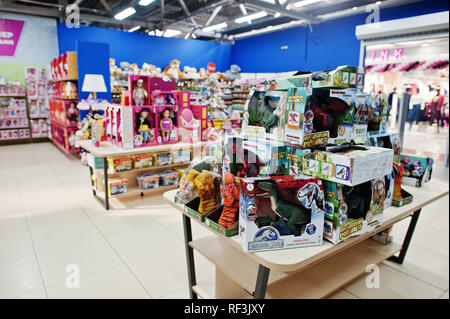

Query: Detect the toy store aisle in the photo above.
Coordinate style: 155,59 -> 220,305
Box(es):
0,142 -> 448,299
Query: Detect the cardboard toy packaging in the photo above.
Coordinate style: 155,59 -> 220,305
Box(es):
264,74 -> 312,91
222,135 -> 286,180
242,90 -> 287,142
239,176 -> 325,252
284,87 -> 356,147
301,145 -> 394,186
352,93 -> 370,139
286,146 -> 311,177
311,65 -> 364,90
322,177 -> 385,245
367,94 -> 389,135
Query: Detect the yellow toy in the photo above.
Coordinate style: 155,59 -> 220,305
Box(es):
187,169 -> 220,215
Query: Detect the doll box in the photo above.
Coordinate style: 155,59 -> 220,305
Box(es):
205,206 -> 239,237
239,176 -> 325,252
284,87 -> 355,148
311,65 -> 364,89
302,145 -> 394,186
322,178 -> 384,245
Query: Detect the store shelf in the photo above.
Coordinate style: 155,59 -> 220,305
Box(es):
96,162 -> 190,176
52,137 -> 80,154
189,236 -> 287,295
0,95 -> 26,98
51,78 -> 78,82
95,183 -> 179,200
265,240 -> 401,299
53,96 -> 78,100
192,275 -> 253,299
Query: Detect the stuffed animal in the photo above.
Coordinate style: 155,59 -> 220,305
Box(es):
120,62 -> 132,76
183,66 -> 199,79
224,64 -> 242,80
198,67 -> 207,79
149,64 -> 162,78
141,63 -> 151,75
187,169 -> 221,215
163,59 -> 183,80
219,173 -> 239,228
130,63 -> 140,75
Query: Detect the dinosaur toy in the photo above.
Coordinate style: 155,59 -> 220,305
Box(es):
256,182 -> 311,236
218,173 -> 239,228
226,137 -> 264,178
341,182 -> 371,220
246,92 -> 279,133
187,170 -> 220,215
297,182 -> 325,211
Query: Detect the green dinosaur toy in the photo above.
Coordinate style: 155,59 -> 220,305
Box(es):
256,97 -> 279,133
256,182 -> 310,236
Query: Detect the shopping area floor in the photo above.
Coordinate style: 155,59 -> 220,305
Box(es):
0,142 -> 448,299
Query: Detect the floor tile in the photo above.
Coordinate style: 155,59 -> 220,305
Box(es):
0,257 -> 44,299
0,231 -> 35,265
161,286 -> 190,299
90,211 -> 158,236
425,211 -> 449,233
411,225 -> 449,257
46,264 -> 150,299
14,289 -> 48,299
440,291 -> 449,299
327,289 -> 359,299
345,264 -> 444,299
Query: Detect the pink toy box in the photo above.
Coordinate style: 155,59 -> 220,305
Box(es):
150,77 -> 176,91
153,91 -> 179,145
129,75 -> 151,106
134,105 -> 158,147
190,104 -> 208,141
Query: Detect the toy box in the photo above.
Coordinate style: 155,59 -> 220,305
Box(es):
239,176 -> 325,252
242,90 -> 287,142
154,152 -> 172,166
190,104 -> 208,141
108,178 -> 128,196
133,153 -> 153,169
284,87 -> 356,147
51,122 -> 79,152
311,65 -> 364,89
265,74 -> 312,90
205,206 -> 239,237
133,105 -> 158,147
286,146 -> 311,177
136,173 -> 160,190
352,93 -> 370,138
172,148 -> 191,164
302,145 -> 394,186
107,157 -> 133,173
223,136 -> 286,179
322,177 -> 385,244
156,104 -> 179,144
400,154 -> 433,187
367,94 -> 389,135
159,170 -> 180,186
129,75 -> 151,106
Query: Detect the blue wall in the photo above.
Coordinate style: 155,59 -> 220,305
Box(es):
58,24 -> 232,72
231,0 -> 449,72
76,41 -> 111,102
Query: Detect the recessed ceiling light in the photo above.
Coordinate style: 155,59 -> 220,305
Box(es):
114,7 -> 136,20
128,26 -> 141,32
203,22 -> 227,32
184,33 -> 191,39
138,0 -> 156,5
376,1 -> 381,5
235,11 -> 267,24
274,12 -> 281,18
163,29 -> 182,37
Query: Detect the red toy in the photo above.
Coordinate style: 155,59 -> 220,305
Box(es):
219,173 -> 240,228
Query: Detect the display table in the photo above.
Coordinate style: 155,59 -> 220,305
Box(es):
80,140 -> 209,210
163,179 -> 449,299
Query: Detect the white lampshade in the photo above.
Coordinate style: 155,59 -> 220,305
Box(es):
82,74 -> 107,92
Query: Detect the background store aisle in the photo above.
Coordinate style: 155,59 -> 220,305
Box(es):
0,142 -> 448,299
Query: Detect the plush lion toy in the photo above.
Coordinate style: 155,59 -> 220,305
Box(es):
163,59 -> 183,80
187,169 -> 220,215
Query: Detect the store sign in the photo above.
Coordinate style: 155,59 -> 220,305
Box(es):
369,48 -> 404,60
0,18 -> 24,56
207,62 -> 216,73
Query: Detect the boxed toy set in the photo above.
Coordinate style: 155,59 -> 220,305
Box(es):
301,145 -> 394,186
133,153 -> 154,169
239,176 -> 325,252
136,173 -> 160,190
311,65 -> 364,89
322,177 -> 385,244
108,178 -> 128,196
367,94 -> 389,136
400,154 -> 433,187
107,157 -> 133,173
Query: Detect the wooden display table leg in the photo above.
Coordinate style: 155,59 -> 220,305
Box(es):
389,209 -> 421,264
254,264 -> 270,299
183,214 -> 197,299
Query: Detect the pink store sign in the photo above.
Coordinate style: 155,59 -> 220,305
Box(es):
0,18 -> 24,56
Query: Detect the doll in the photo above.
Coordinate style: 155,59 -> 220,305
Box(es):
132,79 -> 148,106
160,108 -> 173,142
67,102 -> 78,123
135,108 -> 152,143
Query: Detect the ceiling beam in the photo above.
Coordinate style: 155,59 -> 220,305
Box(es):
166,0 -> 230,26
177,0 -> 199,28
204,5 -> 223,26
242,0 -> 320,23
98,0 -> 112,12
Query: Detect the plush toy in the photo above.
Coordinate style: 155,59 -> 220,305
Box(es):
141,63 -> 151,75
148,64 -> 162,78
183,66 -> 199,79
393,162 -> 404,200
187,169 -> 221,215
163,59 -> 183,80
120,62 -> 132,76
110,58 -> 119,76
219,173 -> 239,228
224,64 -> 242,80
130,63 -> 140,75
198,67 -> 207,79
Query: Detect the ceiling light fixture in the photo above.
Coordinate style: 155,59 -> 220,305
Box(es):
114,7 -> 136,20
235,11 -> 267,24
422,43 -> 429,47
292,0 -> 323,8
239,4 -> 248,15
184,33 -> 191,39
138,0 -> 156,6
192,33 -> 197,39
149,29 -> 164,36
203,22 -> 227,32
376,1 -> 381,5
162,29 -> 182,37
352,6 -> 357,10
274,12 -> 281,18
128,26 -> 141,32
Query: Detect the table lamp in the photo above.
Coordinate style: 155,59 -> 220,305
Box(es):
82,74 -> 107,100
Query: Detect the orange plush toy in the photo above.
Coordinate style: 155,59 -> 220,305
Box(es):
163,59 -> 183,80
219,173 -> 239,228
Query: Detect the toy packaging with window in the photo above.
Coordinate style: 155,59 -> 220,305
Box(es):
352,93 -> 370,138
159,170 -> 180,186
136,173 -> 160,190
284,87 -> 356,147
154,152 -> 172,166
301,145 -> 394,186
172,148 -> 191,164
108,178 -> 128,196
222,135 -> 286,180
311,65 -> 364,90
133,153 -> 153,169
239,176 -> 325,252
400,154 -> 433,187
322,177 -> 385,245
107,157 -> 133,173
242,90 -> 287,142
156,104 -> 178,144
133,106 -> 157,147
367,94 -> 389,135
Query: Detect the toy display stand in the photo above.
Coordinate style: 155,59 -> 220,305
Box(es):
163,179 -> 448,299
79,139 -> 209,210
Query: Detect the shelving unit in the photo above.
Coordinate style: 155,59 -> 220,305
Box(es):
164,179 -> 449,299
0,91 -> 32,143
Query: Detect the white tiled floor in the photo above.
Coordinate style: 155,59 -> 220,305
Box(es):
0,142 -> 448,299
